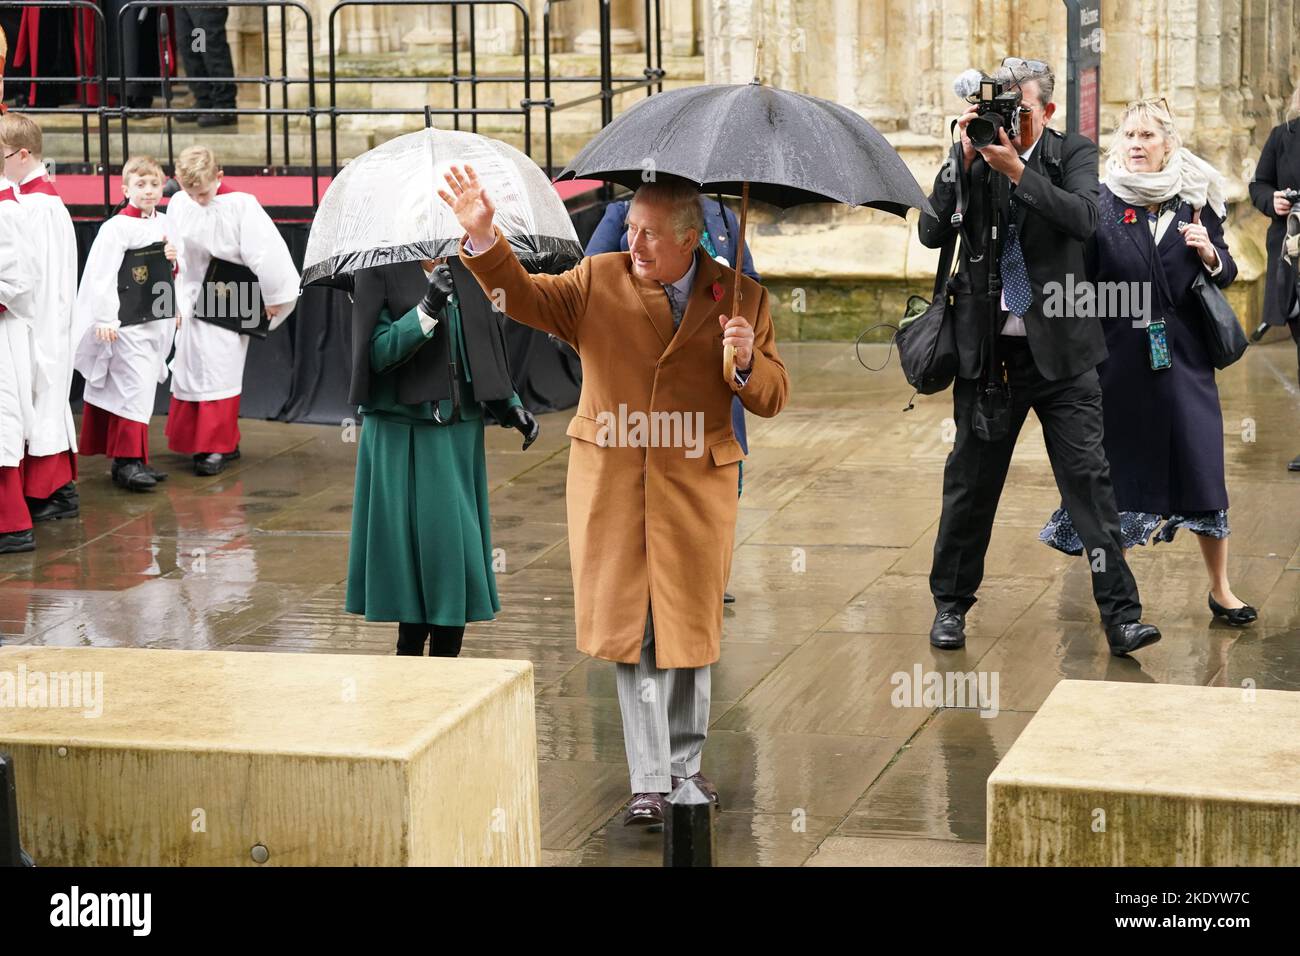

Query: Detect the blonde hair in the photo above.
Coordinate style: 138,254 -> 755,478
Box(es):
1288,78 -> 1300,121
174,145 -> 221,188
122,155 -> 164,184
0,112 -> 42,157
1108,98 -> 1182,170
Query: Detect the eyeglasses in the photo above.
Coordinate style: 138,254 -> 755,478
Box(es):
2,150 -> 18,161
1001,57 -> 1049,80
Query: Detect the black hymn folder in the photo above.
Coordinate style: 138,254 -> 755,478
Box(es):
116,242 -> 175,326
194,257 -> 269,338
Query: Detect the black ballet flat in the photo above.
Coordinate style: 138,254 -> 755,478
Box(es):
1208,593 -> 1257,627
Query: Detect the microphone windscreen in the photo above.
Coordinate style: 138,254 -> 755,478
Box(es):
952,69 -> 985,100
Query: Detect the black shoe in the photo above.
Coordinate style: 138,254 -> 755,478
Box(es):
929,610 -> 966,649
172,111 -> 199,124
197,112 -> 238,129
1289,454 -> 1300,472
25,482 -> 80,522
1105,621 -> 1162,657
194,448 -> 239,476
111,458 -> 157,492
144,464 -> 168,482
1208,593 -> 1257,627
723,591 -> 736,605
0,529 -> 35,554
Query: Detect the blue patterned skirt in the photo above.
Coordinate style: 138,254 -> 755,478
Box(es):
1039,507 -> 1229,555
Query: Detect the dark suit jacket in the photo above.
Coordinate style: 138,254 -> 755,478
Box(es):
1248,119 -> 1300,326
918,130 -> 1104,381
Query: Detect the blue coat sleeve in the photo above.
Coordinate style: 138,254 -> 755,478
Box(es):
584,200 -> 631,256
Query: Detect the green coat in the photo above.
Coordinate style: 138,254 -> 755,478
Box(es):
345,297 -> 521,625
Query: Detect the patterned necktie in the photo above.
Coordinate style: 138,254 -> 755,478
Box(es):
663,283 -> 685,328
1001,194 -> 1033,316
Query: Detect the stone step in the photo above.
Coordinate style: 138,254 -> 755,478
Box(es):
0,645 -> 541,865
987,679 -> 1300,866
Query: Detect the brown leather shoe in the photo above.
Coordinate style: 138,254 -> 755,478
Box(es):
622,792 -> 666,829
671,772 -> 721,809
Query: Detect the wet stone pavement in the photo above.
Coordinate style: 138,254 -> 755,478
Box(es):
2,340 -> 1298,867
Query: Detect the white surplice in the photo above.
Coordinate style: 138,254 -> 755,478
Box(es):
14,167 -> 80,456
167,187 -> 300,402
71,206 -> 178,424
0,192 -> 37,468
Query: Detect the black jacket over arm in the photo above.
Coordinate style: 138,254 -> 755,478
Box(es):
347,258 -> 516,407
918,130 -> 1104,381
1249,119 -> 1300,327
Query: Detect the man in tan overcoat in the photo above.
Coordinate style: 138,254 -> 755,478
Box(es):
442,165 -> 789,828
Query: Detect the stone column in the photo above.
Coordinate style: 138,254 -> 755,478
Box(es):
703,0 -> 758,85
575,0 -> 645,54
666,0 -> 699,56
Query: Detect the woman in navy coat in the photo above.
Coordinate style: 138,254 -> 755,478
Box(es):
1040,98 -> 1257,626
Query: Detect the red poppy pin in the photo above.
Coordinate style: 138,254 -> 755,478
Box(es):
711,281 -> 724,302
1121,207 -> 1138,225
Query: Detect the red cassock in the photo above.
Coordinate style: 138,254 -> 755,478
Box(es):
12,7 -> 177,107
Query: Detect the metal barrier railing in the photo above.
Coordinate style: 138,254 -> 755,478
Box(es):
0,0 -> 112,208
0,0 -> 668,214
116,0 -> 318,204
542,0 -> 664,175
326,0 -> 536,176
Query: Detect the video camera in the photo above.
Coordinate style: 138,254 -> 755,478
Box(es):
966,76 -> 1022,149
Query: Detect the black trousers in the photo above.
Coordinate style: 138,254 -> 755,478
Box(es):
929,336 -> 1142,627
175,7 -> 237,108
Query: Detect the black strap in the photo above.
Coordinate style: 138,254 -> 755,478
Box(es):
1040,128 -> 1064,186
933,139 -> 967,299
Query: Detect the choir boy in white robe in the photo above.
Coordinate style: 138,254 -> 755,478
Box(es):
0,176 -> 37,553
0,112 -> 81,521
166,145 -> 299,475
72,156 -> 179,492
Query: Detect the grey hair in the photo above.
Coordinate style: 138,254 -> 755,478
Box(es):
1289,78 -> 1300,120
995,60 -> 1055,105
631,178 -> 704,244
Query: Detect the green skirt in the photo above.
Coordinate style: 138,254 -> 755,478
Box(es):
345,413 -> 500,625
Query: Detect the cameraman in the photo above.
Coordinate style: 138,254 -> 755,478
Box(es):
919,58 -> 1161,657
1247,79 -> 1300,471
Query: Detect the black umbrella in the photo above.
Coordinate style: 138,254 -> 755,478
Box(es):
557,80 -> 935,377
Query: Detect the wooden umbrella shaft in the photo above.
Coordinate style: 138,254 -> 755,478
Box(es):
722,181 -> 749,382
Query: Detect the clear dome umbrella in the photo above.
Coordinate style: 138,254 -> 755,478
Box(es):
302,127 -> 583,289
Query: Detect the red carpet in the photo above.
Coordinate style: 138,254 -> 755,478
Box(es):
55,174 -> 605,221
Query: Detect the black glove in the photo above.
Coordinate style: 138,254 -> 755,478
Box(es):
420,263 -> 456,319
502,404 -> 539,451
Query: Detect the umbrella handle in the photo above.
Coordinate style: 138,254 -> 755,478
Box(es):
723,182 -> 750,384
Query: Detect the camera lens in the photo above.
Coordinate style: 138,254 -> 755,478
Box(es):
968,113 -> 1001,149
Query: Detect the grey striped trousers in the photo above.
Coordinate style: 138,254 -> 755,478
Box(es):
614,606 -> 711,793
